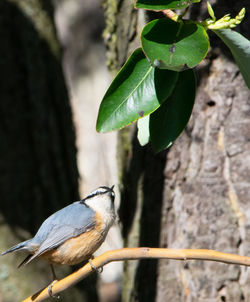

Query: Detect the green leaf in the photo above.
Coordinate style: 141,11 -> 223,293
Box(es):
141,19 -> 210,71
213,29 -> 250,89
150,69 -> 196,152
135,0 -> 200,10
137,115 -> 150,146
96,48 -> 179,132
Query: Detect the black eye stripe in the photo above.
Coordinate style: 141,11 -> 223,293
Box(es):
81,186 -> 114,202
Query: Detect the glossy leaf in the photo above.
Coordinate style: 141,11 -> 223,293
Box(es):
150,69 -> 196,152
214,29 -> 250,89
137,115 -> 150,146
141,19 -> 210,71
135,0 -> 200,10
96,48 -> 179,132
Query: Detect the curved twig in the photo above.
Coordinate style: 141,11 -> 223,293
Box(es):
22,247 -> 250,302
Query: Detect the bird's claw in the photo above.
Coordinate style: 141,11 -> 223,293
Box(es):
48,280 -> 60,299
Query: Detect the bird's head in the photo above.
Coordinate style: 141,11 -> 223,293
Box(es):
81,186 -> 115,216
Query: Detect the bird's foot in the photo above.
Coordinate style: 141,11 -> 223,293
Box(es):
89,258 -> 103,273
48,280 -> 60,299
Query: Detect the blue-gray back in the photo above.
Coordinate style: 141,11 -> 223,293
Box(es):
32,201 -> 95,247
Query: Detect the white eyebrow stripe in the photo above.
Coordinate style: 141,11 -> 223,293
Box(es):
81,186 -> 113,202
85,190 -> 105,198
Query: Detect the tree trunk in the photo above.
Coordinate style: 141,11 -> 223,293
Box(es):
157,2 -> 250,301
0,1 -> 96,301
102,0 -> 250,301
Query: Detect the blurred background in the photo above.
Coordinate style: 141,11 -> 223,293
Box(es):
0,0 -> 122,301
55,1 -> 123,301
0,0 -> 250,301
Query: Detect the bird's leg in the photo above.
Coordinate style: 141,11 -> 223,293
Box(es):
48,264 -> 60,299
50,264 -> 58,280
89,256 -> 103,273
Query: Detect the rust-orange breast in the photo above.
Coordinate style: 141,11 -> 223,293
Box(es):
41,213 -> 106,265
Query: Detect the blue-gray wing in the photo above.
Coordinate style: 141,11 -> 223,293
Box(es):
27,202 -> 95,261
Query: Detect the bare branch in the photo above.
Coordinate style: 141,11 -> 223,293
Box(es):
22,247 -> 250,302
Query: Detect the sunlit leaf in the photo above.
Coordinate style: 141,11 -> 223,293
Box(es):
150,69 -> 196,152
214,29 -> 250,89
135,0 -> 200,10
96,48 -> 179,132
137,115 -> 150,146
141,19 -> 210,71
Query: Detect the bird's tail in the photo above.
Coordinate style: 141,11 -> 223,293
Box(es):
18,254 -> 33,268
1,240 -> 31,255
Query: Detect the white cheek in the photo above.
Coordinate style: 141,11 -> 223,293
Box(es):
96,202 -> 115,228
86,196 -> 115,228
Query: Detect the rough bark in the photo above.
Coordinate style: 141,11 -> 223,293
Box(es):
102,0 -> 138,75
102,0 -> 250,301
157,55 -> 250,302
0,1 -> 96,301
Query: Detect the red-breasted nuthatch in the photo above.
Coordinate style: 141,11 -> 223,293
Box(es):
2,186 -> 116,269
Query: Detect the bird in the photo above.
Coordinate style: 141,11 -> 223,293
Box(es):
1,186 -> 116,287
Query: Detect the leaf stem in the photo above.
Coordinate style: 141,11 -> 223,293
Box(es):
162,9 -> 179,22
